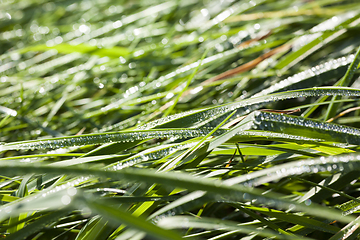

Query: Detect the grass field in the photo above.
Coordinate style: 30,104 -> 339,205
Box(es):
1,0 -> 360,239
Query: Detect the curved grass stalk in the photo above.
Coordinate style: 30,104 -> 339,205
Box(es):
0,163 -> 356,224
251,111 -> 360,144
253,54 -> 355,97
157,216 -> 307,240
225,153 -> 360,187
138,87 -> 360,129
0,129 -> 218,151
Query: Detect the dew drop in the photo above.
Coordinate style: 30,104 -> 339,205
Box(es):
61,195 -> 71,205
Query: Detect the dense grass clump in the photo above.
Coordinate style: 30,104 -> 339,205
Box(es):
1,0 -> 360,239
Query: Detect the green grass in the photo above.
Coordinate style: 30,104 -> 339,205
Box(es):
1,0 -> 360,239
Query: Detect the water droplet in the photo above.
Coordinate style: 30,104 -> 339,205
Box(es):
67,187 -> 77,196
61,195 -> 71,205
